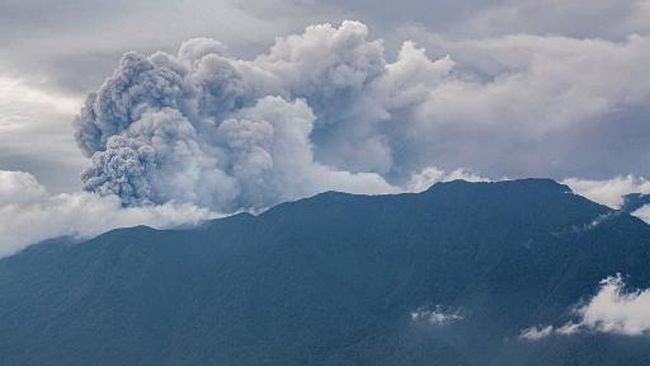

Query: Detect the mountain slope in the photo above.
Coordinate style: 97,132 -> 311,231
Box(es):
1,179 -> 650,365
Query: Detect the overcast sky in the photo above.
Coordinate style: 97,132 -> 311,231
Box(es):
1,0 -> 649,192
1,0 -> 650,255
1,0 -> 649,191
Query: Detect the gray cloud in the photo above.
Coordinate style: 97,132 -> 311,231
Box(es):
0,76 -> 85,192
73,20 -> 650,212
5,0 -> 648,96
2,2 -> 650,252
0,0 -> 333,94
381,32 -> 650,180
2,1 -> 650,199
322,0 -> 650,40
74,22 -> 397,211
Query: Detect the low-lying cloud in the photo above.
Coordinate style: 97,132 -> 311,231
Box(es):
0,167 -> 482,257
0,170 -> 217,257
563,176 -> 650,223
520,274 -> 650,340
563,176 -> 650,209
411,305 -> 464,326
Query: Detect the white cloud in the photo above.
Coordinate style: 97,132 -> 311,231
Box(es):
411,305 -> 464,325
519,325 -> 554,341
563,176 -> 650,208
405,166 -> 489,193
631,205 -> 650,223
520,274 -> 650,340
1,165 -> 482,257
0,170 -> 217,258
572,274 -> 650,335
0,170 -> 47,205
563,176 -> 650,224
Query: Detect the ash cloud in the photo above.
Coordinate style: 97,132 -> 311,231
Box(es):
74,20 -> 650,212
74,21 -> 403,211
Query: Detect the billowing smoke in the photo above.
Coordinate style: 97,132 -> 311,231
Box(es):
74,21 -> 404,211
73,21 -> 467,211
74,20 -> 650,212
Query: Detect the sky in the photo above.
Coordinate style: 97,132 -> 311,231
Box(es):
2,0 -> 650,255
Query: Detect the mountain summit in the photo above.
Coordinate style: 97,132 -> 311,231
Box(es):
1,179 -> 649,365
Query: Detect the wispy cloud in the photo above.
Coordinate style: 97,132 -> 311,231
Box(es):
411,305 -> 464,326
520,274 -> 650,340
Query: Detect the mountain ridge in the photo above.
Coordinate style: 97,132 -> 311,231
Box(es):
1,178 -> 649,366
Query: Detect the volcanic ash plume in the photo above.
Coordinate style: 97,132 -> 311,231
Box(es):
74,21 -> 449,211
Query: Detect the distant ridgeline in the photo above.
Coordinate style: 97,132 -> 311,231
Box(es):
1,179 -> 649,365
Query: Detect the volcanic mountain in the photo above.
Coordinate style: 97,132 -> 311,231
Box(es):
1,179 -> 649,365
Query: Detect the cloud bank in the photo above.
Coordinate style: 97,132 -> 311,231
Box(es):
520,274 -> 650,340
0,170 -> 216,257
74,20 -> 650,213
563,176 -> 650,209
0,166 -> 481,256
563,176 -> 650,223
